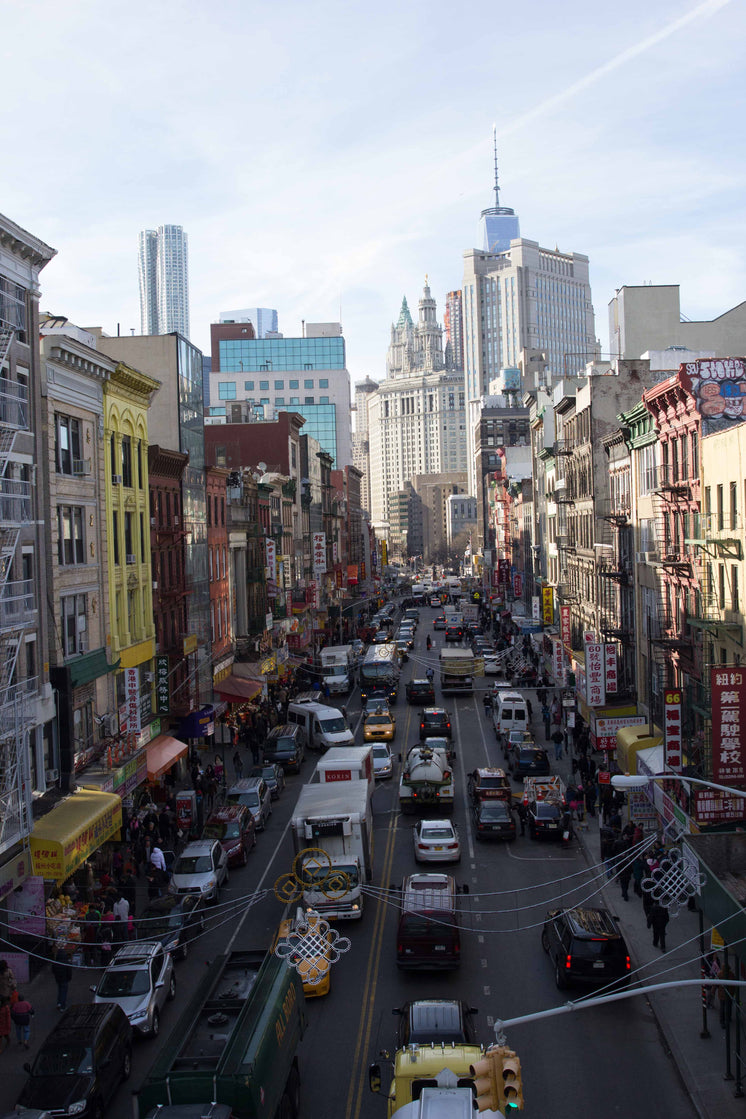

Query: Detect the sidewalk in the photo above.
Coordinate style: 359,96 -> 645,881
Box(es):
577,811 -> 744,1119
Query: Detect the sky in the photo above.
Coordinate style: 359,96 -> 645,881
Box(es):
2,0 -> 745,386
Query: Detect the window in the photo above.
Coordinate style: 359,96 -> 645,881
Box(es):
137,441 -> 143,488
289,380 -> 299,389
112,512 -> 119,564
140,512 -> 145,561
124,512 -> 134,559
260,380 -> 269,391
731,481 -> 738,530
319,378 -> 329,389
274,380 -> 284,390
304,379 -> 314,389
305,396 -> 314,405
290,397 -> 299,405
121,437 -> 132,487
717,484 -> 724,531
732,565 -> 739,613
62,593 -> 87,656
218,382 -> 237,400
55,415 -> 82,474
320,396 -> 329,404
244,380 -> 255,391
275,397 -> 286,406
58,506 -> 85,565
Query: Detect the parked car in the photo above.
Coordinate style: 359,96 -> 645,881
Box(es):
91,941 -> 175,1037
393,999 -> 478,1048
16,1003 -> 132,1117
251,762 -> 285,800
472,798 -> 516,841
508,745 -> 551,779
371,741 -> 394,779
542,906 -> 631,989
138,892 -> 205,960
527,798 -> 564,840
262,723 -> 306,773
226,776 -> 273,830
419,707 -> 452,740
405,678 -> 436,705
171,839 -> 229,903
202,804 -> 256,866
413,818 -> 461,864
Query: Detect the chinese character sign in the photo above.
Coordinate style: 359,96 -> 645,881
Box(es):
312,532 -> 326,574
532,596 -> 541,621
711,667 -> 746,786
604,644 -> 618,695
663,689 -> 683,772
265,538 -> 276,579
560,605 -> 571,648
552,638 -> 564,684
125,667 -> 141,735
585,643 -> 605,707
155,655 -> 170,715
498,558 -> 511,586
513,572 -> 522,598
542,586 -> 554,625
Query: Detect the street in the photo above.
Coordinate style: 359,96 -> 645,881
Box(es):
0,606 -> 697,1119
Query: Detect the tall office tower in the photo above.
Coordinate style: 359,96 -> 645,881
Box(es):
138,225 -> 190,338
444,290 -> 464,371
209,320 -> 352,467
219,308 -> 279,338
352,376 -> 379,516
480,128 -> 521,253
367,282 -> 467,529
462,145 -> 597,495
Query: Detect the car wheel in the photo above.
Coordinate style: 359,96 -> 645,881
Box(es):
151,1008 -> 160,1037
122,1046 -> 132,1081
168,973 -> 176,1001
241,845 -> 248,867
554,960 -> 569,990
541,929 -> 550,953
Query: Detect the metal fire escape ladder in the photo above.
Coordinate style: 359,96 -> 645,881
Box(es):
0,322 -> 15,373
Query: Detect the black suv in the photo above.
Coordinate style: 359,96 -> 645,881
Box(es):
419,707 -> 452,740
508,744 -> 551,778
17,1003 -> 132,1117
263,723 -> 305,772
406,679 -> 436,705
541,907 -> 631,989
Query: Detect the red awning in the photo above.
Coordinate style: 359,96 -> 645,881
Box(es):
146,735 -> 189,780
215,674 -> 264,702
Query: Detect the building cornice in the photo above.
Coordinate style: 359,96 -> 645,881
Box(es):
0,214 -> 56,271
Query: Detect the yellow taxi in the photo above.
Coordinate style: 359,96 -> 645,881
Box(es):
363,704 -> 397,742
273,909 -> 333,998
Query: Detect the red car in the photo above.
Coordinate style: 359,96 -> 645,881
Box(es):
202,804 -> 256,867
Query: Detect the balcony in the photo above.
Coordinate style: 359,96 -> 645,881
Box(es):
0,377 -> 29,431
0,479 -> 31,524
0,579 -> 35,630
654,464 -> 692,496
685,512 -> 742,560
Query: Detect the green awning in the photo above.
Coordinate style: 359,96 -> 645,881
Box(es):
69,647 -> 120,689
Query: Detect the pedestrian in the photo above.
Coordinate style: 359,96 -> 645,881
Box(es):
542,704 -> 551,741
11,992 -> 34,1048
551,728 -> 564,761
50,946 -> 72,1012
146,862 -> 161,901
250,734 -> 261,766
483,691 -> 493,717
584,779 -> 597,818
617,861 -> 633,902
0,960 -> 16,1004
516,801 -> 527,837
233,750 -> 243,780
631,853 -> 645,897
650,902 -> 669,951
150,845 -> 167,874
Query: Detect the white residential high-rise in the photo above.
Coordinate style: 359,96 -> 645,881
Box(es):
138,224 -> 190,339
352,375 -> 379,516
368,282 -> 467,528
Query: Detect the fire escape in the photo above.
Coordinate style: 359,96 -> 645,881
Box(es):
596,499 -> 636,697
649,464 -> 699,679
0,311 -> 37,855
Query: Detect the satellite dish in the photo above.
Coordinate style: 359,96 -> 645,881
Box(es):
257,462 -> 267,472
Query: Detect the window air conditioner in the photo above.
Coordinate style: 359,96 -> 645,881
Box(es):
126,554 -> 137,564
45,768 -> 59,783
112,474 -> 123,485
150,517 -> 156,526
73,459 -> 92,475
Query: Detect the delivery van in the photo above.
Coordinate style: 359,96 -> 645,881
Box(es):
287,698 -> 354,752
492,690 -> 530,742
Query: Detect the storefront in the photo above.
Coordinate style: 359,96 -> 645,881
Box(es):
145,734 -> 190,786
215,674 -> 265,704
30,789 -> 122,885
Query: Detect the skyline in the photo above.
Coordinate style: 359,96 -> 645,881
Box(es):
2,0 -> 744,383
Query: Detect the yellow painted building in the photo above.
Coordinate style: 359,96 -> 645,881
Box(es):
698,422 -> 746,662
104,362 -> 161,718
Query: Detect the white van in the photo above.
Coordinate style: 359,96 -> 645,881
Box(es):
287,698 -> 354,753
492,690 -> 530,742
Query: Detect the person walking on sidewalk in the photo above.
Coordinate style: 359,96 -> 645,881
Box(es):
551,728 -> 563,761
617,861 -> 633,902
11,993 -> 33,1048
232,750 -> 243,780
650,902 -> 670,951
52,949 -> 73,1011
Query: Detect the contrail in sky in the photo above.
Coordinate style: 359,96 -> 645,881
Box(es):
497,0 -> 732,139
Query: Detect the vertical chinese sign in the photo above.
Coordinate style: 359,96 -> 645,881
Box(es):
604,644 -> 618,695
542,586 -> 554,625
711,667 -> 746,786
513,572 -> 522,598
125,667 -> 141,736
560,605 -> 571,649
155,655 -> 170,716
265,537 -> 276,580
585,643 -> 605,707
312,532 -> 326,575
663,688 -> 682,772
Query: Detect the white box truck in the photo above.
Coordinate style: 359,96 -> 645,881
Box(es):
290,782 -> 373,920
319,645 -> 354,694
313,745 -> 375,800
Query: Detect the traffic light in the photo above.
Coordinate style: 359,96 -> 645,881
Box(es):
470,1050 -> 501,1112
500,1050 -> 524,1111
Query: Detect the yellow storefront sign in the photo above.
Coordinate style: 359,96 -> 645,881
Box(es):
30,789 -> 122,883
542,586 -> 554,624
183,634 -> 198,655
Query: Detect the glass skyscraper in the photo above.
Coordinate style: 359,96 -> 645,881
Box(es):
138,225 -> 190,339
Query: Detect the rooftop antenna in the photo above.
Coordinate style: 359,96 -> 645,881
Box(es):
492,124 -> 500,208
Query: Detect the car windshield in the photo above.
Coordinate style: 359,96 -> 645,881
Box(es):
480,802 -> 510,820
373,746 -> 389,758
33,1045 -> 94,1077
519,748 -> 543,761
536,804 -> 560,820
572,937 -> 624,959
327,665 -> 347,676
202,822 -> 230,840
140,913 -> 182,936
320,716 -> 347,733
174,854 -> 213,874
272,740 -> 295,753
479,777 -> 506,788
421,826 -> 454,840
303,863 -> 359,888
367,715 -> 390,726
97,967 -> 151,997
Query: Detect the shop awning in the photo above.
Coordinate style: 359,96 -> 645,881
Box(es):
215,674 -> 264,702
30,788 -> 122,884
68,647 -> 120,689
146,735 -> 189,780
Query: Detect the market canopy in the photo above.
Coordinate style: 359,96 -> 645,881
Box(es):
215,674 -> 264,702
146,734 -> 189,780
30,788 -> 122,883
